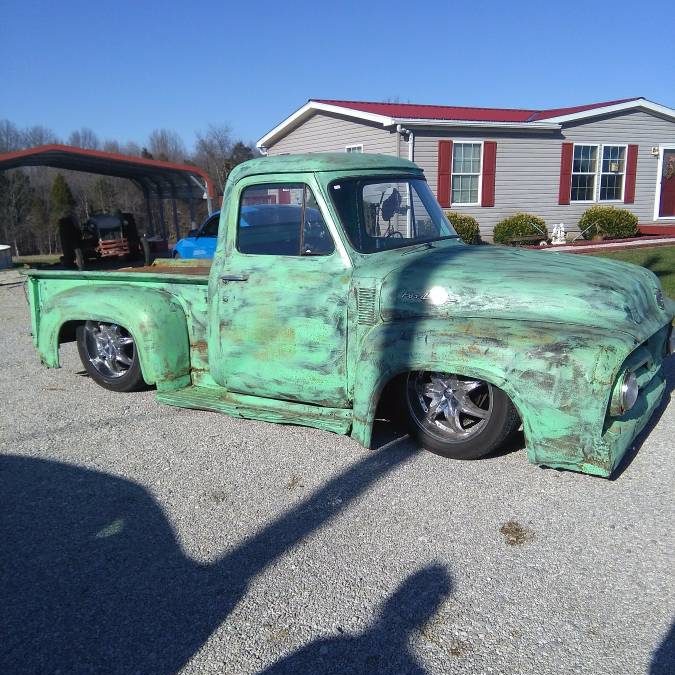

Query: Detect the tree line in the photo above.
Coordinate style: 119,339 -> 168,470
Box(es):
0,119 -> 259,256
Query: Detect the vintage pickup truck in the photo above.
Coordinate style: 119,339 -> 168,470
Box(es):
24,153 -> 674,477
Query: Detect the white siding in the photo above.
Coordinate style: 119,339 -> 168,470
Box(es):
266,111 -> 397,156
415,110 -> 675,239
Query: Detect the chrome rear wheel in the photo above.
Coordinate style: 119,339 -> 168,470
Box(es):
76,321 -> 145,392
82,321 -> 135,379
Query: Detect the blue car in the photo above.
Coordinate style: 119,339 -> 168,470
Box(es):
172,204 -> 331,259
172,211 -> 220,259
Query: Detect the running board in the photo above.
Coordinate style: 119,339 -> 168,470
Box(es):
156,385 -> 352,435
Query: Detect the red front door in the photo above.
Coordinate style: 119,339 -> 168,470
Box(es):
658,149 -> 675,217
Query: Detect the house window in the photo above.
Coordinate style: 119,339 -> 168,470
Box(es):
451,143 -> 481,205
345,144 -> 363,153
571,145 -> 598,201
599,145 -> 626,201
571,144 -> 627,202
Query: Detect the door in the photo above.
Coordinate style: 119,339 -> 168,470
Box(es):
658,148 -> 675,218
209,180 -> 350,407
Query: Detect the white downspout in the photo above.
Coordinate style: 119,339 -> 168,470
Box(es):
397,125 -> 414,236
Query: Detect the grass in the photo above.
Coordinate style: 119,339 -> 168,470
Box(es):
585,245 -> 675,298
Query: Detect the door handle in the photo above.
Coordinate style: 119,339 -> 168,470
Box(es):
219,273 -> 249,282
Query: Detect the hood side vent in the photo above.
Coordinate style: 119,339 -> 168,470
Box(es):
356,287 -> 377,325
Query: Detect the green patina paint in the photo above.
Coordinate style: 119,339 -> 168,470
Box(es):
22,153 -> 675,477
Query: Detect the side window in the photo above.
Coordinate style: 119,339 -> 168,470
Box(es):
202,215 -> 220,237
237,183 -> 334,256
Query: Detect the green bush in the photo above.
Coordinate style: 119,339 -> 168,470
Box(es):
493,213 -> 548,245
578,206 -> 638,240
445,212 -> 481,244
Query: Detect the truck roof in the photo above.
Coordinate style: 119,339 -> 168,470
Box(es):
229,153 -> 421,182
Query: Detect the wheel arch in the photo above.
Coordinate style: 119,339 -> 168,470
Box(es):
350,322 -> 531,449
37,285 -> 191,391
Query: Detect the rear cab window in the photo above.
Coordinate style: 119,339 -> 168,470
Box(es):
237,183 -> 334,256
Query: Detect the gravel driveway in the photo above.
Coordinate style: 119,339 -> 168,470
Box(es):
1,268 -> 673,675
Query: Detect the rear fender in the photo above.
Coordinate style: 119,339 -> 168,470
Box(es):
37,285 -> 190,391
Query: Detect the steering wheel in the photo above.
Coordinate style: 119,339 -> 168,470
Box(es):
383,229 -> 404,239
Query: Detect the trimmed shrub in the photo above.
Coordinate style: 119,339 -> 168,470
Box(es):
445,211 -> 481,244
493,213 -> 548,245
578,205 -> 638,240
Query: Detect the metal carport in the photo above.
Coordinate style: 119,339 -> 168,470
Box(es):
0,144 -> 217,239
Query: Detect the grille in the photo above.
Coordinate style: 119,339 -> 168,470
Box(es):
356,287 -> 377,325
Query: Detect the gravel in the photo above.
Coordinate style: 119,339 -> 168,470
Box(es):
1,268 -> 673,675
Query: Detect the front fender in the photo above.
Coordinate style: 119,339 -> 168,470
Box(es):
351,317 -> 634,474
37,285 -> 191,391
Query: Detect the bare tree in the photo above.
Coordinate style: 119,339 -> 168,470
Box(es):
68,128 -> 100,149
123,141 -> 142,156
193,124 -> 234,193
147,129 -> 186,162
0,119 -> 24,152
22,125 -> 59,148
0,170 -> 33,255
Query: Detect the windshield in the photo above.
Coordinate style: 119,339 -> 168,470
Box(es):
329,177 -> 457,253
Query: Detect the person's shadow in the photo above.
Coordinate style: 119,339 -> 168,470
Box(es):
260,564 -> 452,674
1,442 -> 450,674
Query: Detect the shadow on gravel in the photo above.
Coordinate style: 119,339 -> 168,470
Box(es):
260,564 -> 452,674
650,621 -> 674,674
0,441 -> 450,674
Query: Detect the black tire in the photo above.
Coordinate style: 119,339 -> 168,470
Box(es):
398,371 -> 520,460
76,321 -> 145,392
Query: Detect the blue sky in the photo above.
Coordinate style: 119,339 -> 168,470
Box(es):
2,0 -> 674,150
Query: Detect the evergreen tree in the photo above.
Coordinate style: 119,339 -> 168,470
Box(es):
50,174 -> 76,220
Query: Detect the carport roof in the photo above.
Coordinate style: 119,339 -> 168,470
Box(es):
0,144 -> 217,200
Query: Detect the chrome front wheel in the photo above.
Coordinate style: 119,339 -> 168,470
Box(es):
402,371 -> 519,459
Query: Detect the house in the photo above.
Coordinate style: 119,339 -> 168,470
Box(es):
257,97 -> 675,239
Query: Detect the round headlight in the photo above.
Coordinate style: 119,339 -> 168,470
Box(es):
610,371 -> 639,416
619,372 -> 639,414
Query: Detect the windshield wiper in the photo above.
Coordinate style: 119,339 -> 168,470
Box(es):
400,242 -> 434,255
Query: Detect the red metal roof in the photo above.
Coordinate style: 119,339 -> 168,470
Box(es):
313,97 -> 642,123
0,144 -> 217,199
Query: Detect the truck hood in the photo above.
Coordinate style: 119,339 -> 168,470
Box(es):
377,244 -> 672,340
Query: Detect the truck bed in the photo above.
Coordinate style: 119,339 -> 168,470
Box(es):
23,259 -> 211,283
120,262 -> 212,276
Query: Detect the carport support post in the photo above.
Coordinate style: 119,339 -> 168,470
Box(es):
171,197 -> 180,242
143,189 -> 154,236
158,198 -> 167,240
188,196 -> 196,228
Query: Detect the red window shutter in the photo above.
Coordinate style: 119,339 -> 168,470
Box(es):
278,187 -> 291,204
558,142 -> 573,205
481,141 -> 497,207
624,145 -> 638,204
437,140 -> 452,207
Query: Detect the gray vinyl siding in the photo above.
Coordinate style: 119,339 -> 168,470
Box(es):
266,111 -> 397,156
414,110 -> 675,239
265,108 -> 675,240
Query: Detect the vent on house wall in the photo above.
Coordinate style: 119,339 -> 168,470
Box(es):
356,287 -> 377,325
